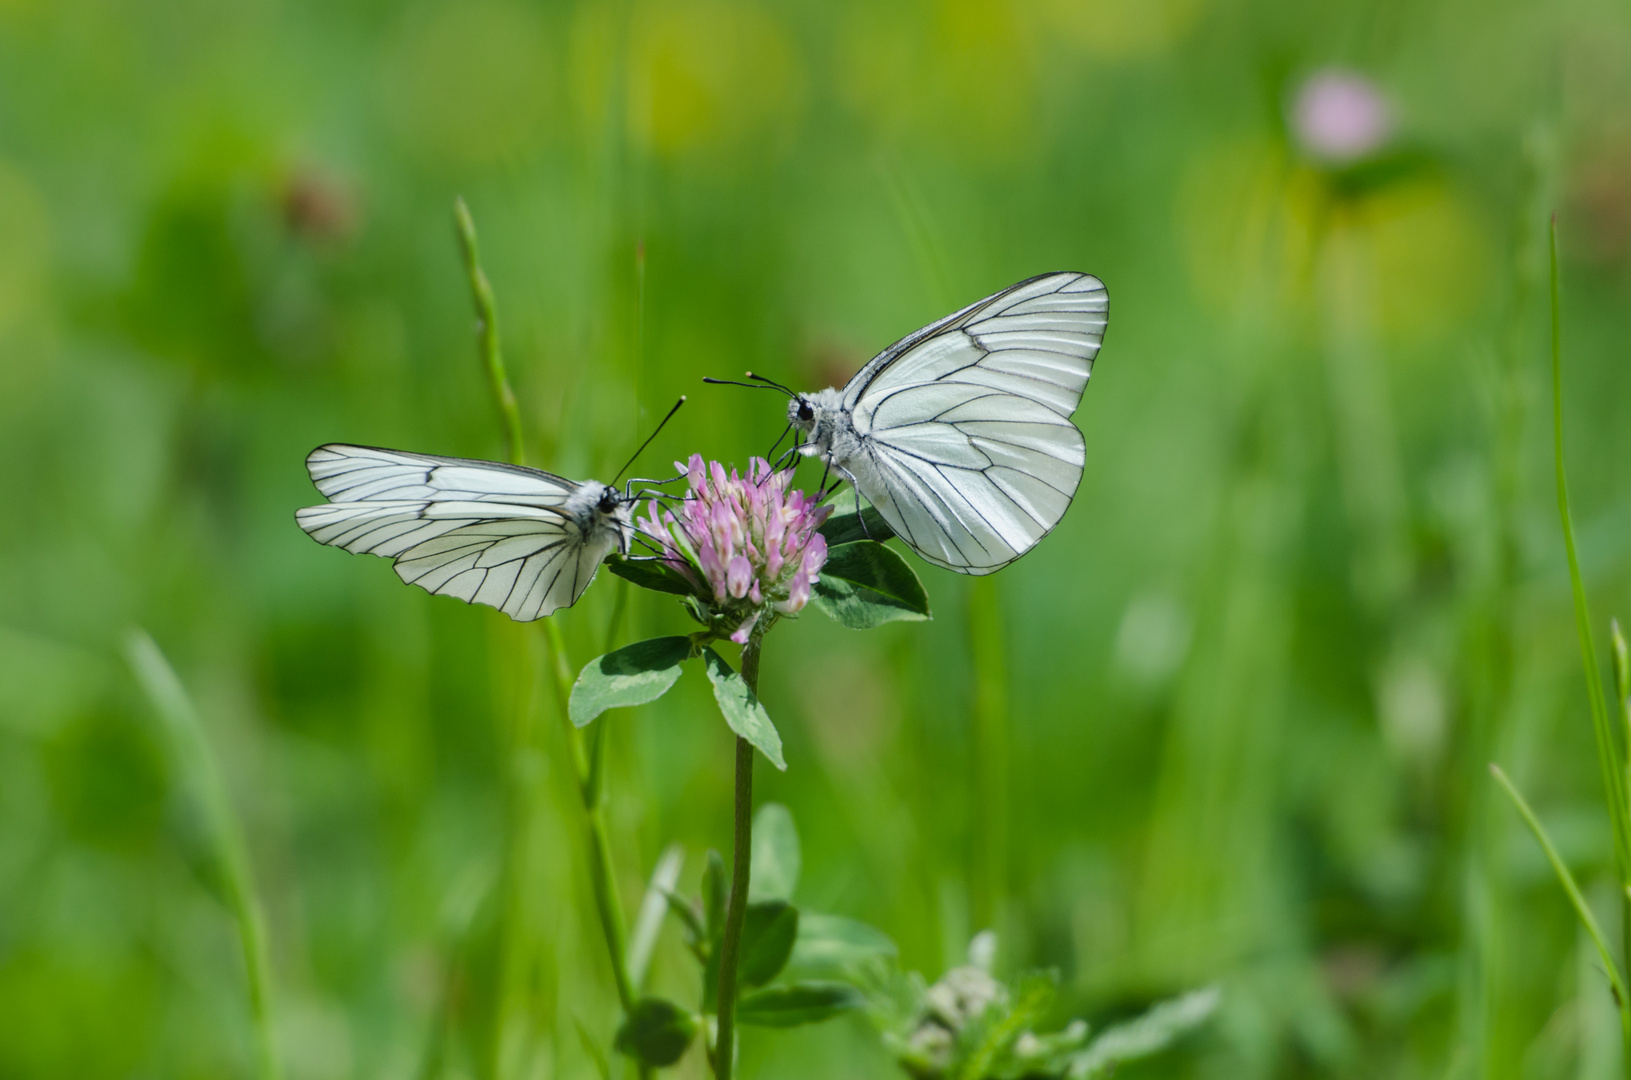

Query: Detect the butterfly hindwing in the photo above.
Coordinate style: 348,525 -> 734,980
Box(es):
853,387 -> 1085,575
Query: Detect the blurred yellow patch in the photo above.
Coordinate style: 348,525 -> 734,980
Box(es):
839,0 -> 1037,155
1032,0 -> 1206,59
1179,137 -> 1487,340
625,0 -> 804,159
381,0 -> 553,169
0,160 -> 50,339
1177,138 -> 1320,320
1348,183 -> 1487,339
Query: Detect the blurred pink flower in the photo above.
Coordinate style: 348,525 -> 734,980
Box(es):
1292,70 -> 1392,163
641,454 -> 831,643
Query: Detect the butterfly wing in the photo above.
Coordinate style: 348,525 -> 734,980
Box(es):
840,273 -> 1105,574
304,443 -> 580,504
296,445 -> 611,621
844,272 -> 1107,418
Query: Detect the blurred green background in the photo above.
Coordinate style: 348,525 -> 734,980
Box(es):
5,0 -> 1631,1076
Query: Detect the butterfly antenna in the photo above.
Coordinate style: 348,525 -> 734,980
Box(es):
702,370 -> 795,399
746,371 -> 797,395
613,395 -> 686,485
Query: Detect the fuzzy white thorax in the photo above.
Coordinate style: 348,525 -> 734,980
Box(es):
788,387 -> 851,460
565,480 -> 635,558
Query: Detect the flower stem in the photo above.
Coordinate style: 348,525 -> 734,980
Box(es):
541,620 -> 638,1014
454,196 -> 525,467
713,639 -> 760,1079
454,199 -> 643,1071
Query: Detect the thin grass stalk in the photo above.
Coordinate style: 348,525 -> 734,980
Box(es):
1549,218 -> 1631,883
969,576 -> 1009,933
455,196 -> 525,466
126,630 -> 283,1080
1490,765 -> 1631,1043
713,637 -> 761,1080
456,200 -> 644,1072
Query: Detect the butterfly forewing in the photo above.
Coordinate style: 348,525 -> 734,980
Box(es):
845,272 -> 1106,419
835,272 -> 1103,574
296,445 -> 618,621
306,444 -> 580,505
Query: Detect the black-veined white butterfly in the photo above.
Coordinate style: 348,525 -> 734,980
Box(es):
295,402 -> 684,621
295,445 -> 636,621
721,272 -> 1107,575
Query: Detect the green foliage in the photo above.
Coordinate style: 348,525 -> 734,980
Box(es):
812,541 -> 932,629
737,982 -> 865,1028
701,648 -> 785,770
569,636 -> 692,727
788,913 -> 898,977
703,850 -> 728,946
868,933 -> 1215,1080
614,997 -> 698,1067
748,802 -> 801,902
738,900 -> 799,988
605,555 -> 698,598
1068,988 -> 1221,1078
818,507 -> 897,546
10,2 -> 1631,1076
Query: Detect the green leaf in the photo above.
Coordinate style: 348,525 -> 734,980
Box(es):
568,636 -> 692,728
739,900 -> 799,987
1489,765 -> 1628,1008
818,505 -> 895,546
661,888 -> 707,951
749,803 -> 800,902
961,972 -> 1057,1080
789,912 -> 897,976
1069,986 -> 1220,1078
613,996 -> 698,1067
812,542 -> 930,630
604,555 -> 697,597
573,1016 -> 613,1080
702,850 -> 727,945
736,982 -> 865,1028
701,648 -> 786,770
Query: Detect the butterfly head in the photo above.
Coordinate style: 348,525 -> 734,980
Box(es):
788,388 -> 844,456
570,482 -> 635,556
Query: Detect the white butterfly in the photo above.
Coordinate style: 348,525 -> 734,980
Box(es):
784,271 -> 1107,575
295,444 -> 635,621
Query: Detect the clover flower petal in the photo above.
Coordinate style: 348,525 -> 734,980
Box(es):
640,455 -> 831,640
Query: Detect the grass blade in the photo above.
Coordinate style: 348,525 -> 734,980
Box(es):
126,629 -> 283,1080
1490,764 -> 1628,1014
627,844 -> 685,988
1549,217 -> 1631,880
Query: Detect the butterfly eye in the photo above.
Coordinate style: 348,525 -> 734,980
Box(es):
797,401 -> 815,422
598,492 -> 618,514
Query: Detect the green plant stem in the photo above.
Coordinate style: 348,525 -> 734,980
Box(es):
455,196 -> 525,466
540,619 -> 638,1016
968,577 -> 1009,933
455,199 -> 642,1073
126,630 -> 283,1080
1549,218 -> 1631,884
1548,222 -> 1631,1073
1490,764 -> 1631,1049
713,639 -> 761,1080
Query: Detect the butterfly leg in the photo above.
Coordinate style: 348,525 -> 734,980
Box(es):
827,463 -> 870,539
623,473 -> 685,499
765,422 -> 792,461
